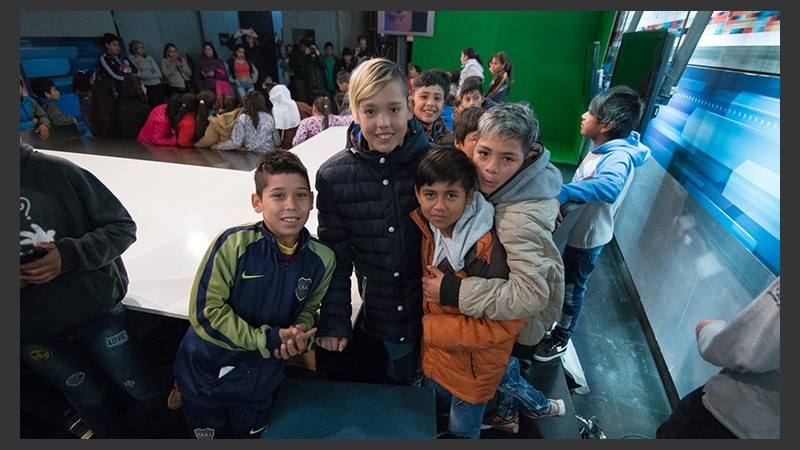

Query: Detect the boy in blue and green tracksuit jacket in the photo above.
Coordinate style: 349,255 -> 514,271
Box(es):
173,150 -> 335,439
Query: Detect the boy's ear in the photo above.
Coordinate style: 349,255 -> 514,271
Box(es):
600,121 -> 613,134
251,192 -> 262,213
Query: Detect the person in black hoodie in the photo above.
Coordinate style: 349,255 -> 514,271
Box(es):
20,142 -> 170,438
314,58 -> 436,387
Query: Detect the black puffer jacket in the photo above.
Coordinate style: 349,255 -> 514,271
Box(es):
315,117 -> 434,343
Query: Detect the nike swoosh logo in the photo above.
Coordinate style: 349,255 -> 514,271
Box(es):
249,425 -> 268,435
242,272 -> 264,279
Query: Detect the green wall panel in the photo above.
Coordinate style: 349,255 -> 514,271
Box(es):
410,11 -> 615,165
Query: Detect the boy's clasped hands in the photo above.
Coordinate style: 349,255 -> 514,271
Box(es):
274,324 -> 317,359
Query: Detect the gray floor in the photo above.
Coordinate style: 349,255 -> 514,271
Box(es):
567,241 -> 672,439
552,161 -> 672,440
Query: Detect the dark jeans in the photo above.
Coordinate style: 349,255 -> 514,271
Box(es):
21,303 -> 169,438
656,385 -> 738,439
383,339 -> 423,387
551,244 -> 603,343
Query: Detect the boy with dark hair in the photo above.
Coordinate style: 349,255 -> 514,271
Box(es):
411,69 -> 453,144
534,84 -> 650,362
30,76 -> 78,127
173,150 -> 336,439
314,58 -> 436,387
411,146 -> 527,438
452,106 -> 485,158
99,32 -> 136,89
459,75 -> 496,110
422,102 -> 566,432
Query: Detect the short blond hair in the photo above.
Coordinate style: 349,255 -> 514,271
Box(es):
347,58 -> 408,124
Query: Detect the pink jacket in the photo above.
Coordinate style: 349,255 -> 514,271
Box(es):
137,104 -> 177,146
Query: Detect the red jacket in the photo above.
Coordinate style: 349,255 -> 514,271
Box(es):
137,104 -> 196,147
175,113 -> 196,148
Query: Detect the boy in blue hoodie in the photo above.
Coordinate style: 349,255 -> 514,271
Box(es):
534,85 -> 651,362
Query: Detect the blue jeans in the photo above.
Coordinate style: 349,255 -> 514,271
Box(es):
424,376 -> 487,439
234,81 -> 255,101
656,385 -> 738,439
20,303 -> 169,438
551,244 -> 604,343
383,339 -> 422,386
495,356 -> 550,418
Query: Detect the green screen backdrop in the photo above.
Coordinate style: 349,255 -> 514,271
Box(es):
410,10 -> 616,165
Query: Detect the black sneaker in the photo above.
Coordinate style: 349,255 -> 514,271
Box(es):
533,337 -> 567,362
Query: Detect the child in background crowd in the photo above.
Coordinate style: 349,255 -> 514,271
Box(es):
20,77 -> 51,139
29,76 -> 78,128
292,95 -> 354,147
212,90 -> 280,153
452,106 -> 485,159
411,70 -> 453,145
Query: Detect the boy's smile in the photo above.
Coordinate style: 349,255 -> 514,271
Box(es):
356,81 -> 411,153
252,173 -> 313,248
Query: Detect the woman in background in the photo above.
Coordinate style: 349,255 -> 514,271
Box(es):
457,47 -> 484,95
226,44 -> 258,104
194,41 -> 231,101
129,40 -> 166,107
485,51 -> 513,104
161,43 -> 193,98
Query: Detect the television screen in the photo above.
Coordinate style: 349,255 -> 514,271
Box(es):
378,11 -> 435,37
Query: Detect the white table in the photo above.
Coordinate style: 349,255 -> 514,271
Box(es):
38,126 -> 362,324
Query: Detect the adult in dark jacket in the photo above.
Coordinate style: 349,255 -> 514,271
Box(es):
289,37 -> 328,105
225,28 -> 272,95
20,143 -> 169,437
